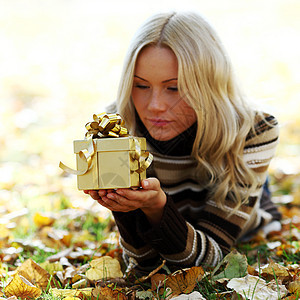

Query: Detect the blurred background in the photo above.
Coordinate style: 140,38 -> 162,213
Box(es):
0,0 -> 299,217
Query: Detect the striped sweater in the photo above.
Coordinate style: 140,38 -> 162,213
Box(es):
112,113 -> 280,269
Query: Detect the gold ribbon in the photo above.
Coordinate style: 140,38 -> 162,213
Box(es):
59,135 -> 95,175
85,113 -> 129,138
131,137 -> 153,174
59,113 -> 153,178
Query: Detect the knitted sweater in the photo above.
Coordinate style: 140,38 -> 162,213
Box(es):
112,113 -> 279,269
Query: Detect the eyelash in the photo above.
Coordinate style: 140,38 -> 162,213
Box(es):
134,84 -> 178,92
168,86 -> 178,91
135,84 -> 149,89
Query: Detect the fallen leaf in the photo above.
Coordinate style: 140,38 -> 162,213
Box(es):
288,280 -> 300,293
172,291 -> 206,299
165,266 -> 204,297
51,287 -> 93,298
91,286 -> 127,300
33,212 -> 56,227
135,290 -> 155,299
151,273 -> 167,291
86,256 -> 123,281
4,273 -> 42,299
227,274 -> 288,299
17,258 -> 54,291
39,260 -> 64,275
212,250 -> 248,281
260,260 -> 291,282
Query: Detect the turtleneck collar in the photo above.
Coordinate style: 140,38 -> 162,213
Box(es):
136,114 -> 197,156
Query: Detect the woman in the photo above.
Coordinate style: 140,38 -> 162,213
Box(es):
85,11 -> 281,270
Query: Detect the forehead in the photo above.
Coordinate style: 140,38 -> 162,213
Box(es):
134,46 -> 178,78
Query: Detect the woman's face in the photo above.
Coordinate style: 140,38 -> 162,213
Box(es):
132,46 -> 197,141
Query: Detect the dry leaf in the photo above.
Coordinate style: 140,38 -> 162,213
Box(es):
288,280 -> 300,293
51,287 -> 93,298
172,291 -> 206,299
151,273 -> 167,291
86,256 -> 123,281
39,260 -> 64,275
4,273 -> 42,299
91,286 -> 127,300
17,258 -> 53,291
33,212 -> 56,227
260,260 -> 290,282
165,266 -> 204,297
227,274 -> 288,299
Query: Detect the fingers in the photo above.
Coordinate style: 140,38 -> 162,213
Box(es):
83,189 -> 136,212
141,177 -> 161,191
101,192 -> 137,212
83,177 -> 163,212
84,189 -> 108,200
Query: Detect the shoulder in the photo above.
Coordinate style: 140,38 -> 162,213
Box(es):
245,111 -> 279,146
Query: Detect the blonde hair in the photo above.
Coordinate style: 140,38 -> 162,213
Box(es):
115,11 -> 258,209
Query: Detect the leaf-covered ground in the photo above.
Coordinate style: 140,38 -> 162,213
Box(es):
0,152 -> 300,299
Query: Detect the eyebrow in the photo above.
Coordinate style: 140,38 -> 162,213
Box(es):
134,75 -> 178,83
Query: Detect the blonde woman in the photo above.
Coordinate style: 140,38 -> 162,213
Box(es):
85,12 -> 281,271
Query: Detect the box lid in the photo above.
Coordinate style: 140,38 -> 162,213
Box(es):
73,137 -> 146,153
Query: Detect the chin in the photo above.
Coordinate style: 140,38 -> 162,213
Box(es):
149,131 -> 175,141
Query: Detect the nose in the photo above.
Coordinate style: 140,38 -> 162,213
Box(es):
147,90 -> 167,112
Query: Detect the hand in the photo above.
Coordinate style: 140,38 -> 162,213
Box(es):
84,177 -> 166,224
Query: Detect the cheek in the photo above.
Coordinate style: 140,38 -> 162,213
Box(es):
132,91 -> 145,111
175,103 -> 197,126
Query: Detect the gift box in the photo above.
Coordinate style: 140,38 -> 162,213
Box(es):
74,136 -> 149,190
60,113 -> 152,190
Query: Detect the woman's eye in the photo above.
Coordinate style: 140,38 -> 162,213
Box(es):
135,84 -> 149,89
167,86 -> 178,91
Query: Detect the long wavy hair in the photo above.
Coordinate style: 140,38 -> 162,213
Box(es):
115,11 -> 258,209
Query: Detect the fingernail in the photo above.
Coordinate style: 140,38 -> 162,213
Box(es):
143,180 -> 149,187
107,193 -> 115,199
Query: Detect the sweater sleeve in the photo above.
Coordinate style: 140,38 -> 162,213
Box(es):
112,210 -> 160,267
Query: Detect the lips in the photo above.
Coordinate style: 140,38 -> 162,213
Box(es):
148,118 -> 171,127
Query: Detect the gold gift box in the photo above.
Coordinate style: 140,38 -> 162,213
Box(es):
74,137 -> 147,190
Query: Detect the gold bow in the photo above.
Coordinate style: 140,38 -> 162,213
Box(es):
85,113 -> 129,138
59,113 -> 153,179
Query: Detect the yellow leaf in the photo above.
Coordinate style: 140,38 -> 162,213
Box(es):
17,258 -> 54,291
39,260 -> 64,275
288,280 -> 300,293
92,286 -> 127,300
0,225 -> 12,239
165,266 -> 204,297
86,256 -> 123,281
4,273 -> 42,299
261,260 -> 290,282
33,212 -> 56,227
51,287 -> 93,298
